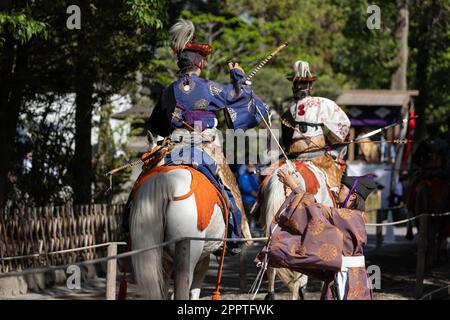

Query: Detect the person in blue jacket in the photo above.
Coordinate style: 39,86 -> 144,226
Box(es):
145,19 -> 270,252
238,163 -> 261,231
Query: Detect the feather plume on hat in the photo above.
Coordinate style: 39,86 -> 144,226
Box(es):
286,60 -> 318,82
169,19 -> 195,53
169,19 -> 212,57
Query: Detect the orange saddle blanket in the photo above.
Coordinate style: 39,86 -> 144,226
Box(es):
130,165 -> 226,231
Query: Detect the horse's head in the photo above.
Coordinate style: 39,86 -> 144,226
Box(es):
281,96 -> 350,155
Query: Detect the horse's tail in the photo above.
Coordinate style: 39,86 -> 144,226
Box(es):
260,175 -> 287,235
130,174 -> 174,300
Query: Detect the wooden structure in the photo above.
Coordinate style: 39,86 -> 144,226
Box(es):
337,89 -> 418,212
0,204 -> 124,273
337,89 -> 418,162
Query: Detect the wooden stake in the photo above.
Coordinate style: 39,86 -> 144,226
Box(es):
106,242 -> 118,300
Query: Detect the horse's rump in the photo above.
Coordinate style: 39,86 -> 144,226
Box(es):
131,164 -> 226,231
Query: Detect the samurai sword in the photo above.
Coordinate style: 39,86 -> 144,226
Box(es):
244,42 -> 289,85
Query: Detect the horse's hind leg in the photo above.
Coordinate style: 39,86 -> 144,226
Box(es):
162,252 -> 174,299
265,267 -> 276,300
165,193 -> 205,300
190,254 -> 210,300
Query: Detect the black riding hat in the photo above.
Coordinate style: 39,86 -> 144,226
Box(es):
341,175 -> 377,200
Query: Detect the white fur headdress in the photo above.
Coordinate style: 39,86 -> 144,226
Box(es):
169,19 -> 195,52
287,60 -> 318,82
168,19 -> 212,57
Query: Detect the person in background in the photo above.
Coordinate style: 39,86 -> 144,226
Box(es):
238,163 -> 261,232
143,19 -> 270,251
257,171 -> 377,300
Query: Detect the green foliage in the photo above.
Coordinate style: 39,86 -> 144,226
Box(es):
1,0 -> 170,206
151,1 -> 396,105
330,0 -> 399,89
0,9 -> 48,46
123,0 -> 167,29
11,94 -> 75,206
3,0 -> 449,206
409,0 -> 450,125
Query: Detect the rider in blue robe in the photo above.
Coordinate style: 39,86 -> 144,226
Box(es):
146,19 -> 270,251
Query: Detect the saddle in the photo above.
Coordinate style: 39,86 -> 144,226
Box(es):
130,164 -> 227,232
126,136 -> 247,238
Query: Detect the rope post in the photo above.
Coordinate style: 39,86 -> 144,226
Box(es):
415,214 -> 428,299
174,239 -> 191,300
106,242 -> 118,300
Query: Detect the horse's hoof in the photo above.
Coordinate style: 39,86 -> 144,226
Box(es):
265,292 -> 275,300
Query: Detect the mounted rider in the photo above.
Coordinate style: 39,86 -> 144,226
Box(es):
279,60 -> 351,202
142,19 -> 270,252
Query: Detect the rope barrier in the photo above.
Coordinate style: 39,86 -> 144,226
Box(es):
0,212 -> 448,278
0,242 -> 127,261
420,284 -> 450,300
365,211 -> 450,227
0,237 -> 268,278
2,211 -> 449,267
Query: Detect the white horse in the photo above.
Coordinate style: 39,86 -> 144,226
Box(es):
129,131 -> 251,299
256,96 -> 349,300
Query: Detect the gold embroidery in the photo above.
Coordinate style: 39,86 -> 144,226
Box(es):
337,208 -> 353,220
318,243 -> 338,261
347,280 -> 365,300
348,267 -> 361,276
320,204 -> 333,220
193,99 -> 209,110
309,217 -> 325,236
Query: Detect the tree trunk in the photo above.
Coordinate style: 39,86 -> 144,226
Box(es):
391,0 -> 409,91
72,55 -> 95,205
413,4 -> 432,143
0,39 -> 29,208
